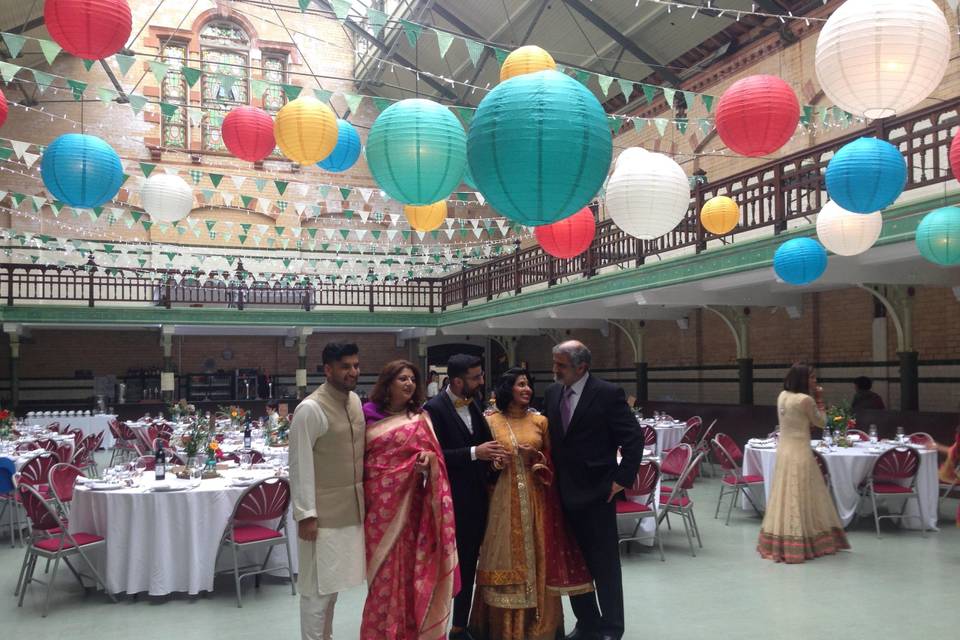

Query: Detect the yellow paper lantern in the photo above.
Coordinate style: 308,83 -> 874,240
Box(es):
404,201 -> 447,232
500,45 -> 556,82
700,196 -> 739,235
274,96 -> 338,165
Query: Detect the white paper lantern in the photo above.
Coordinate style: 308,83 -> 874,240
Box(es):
614,146 -> 648,170
815,0 -> 950,118
141,174 -> 194,223
606,151 -> 689,240
816,200 -> 883,256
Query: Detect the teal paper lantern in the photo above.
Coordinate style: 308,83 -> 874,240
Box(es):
41,133 -> 123,208
462,161 -> 477,190
468,70 -> 612,226
317,119 -> 361,173
366,98 -> 466,205
825,137 -> 906,213
915,206 -> 960,265
774,237 -> 828,285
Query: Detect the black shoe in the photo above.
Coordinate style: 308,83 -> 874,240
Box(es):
565,627 -> 596,640
449,629 -> 478,640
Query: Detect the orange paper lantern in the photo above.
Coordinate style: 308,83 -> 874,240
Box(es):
700,196 -> 739,235
404,201 -> 447,232
500,46 -> 557,82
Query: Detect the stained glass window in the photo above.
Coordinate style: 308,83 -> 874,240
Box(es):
200,21 -> 249,152
262,55 -> 286,113
161,43 -> 188,149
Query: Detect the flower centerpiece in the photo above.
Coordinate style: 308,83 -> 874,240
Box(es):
217,405 -> 247,429
205,439 -> 224,470
825,402 -> 856,447
0,409 -> 13,439
267,413 -> 291,446
180,417 -> 212,464
168,399 -> 197,421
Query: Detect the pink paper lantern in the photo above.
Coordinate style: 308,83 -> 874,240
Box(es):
222,107 -> 276,163
715,75 -> 800,157
0,89 -> 7,129
44,0 -> 132,60
949,129 -> 960,182
534,207 -> 596,259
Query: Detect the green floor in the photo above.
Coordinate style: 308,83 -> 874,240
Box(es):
3,453 -> 956,639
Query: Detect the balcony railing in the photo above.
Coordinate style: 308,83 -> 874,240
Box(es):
1,96 -> 957,313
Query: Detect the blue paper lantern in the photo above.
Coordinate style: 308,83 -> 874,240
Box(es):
41,133 -> 122,208
774,237 -> 828,285
317,119 -> 361,173
825,137 -> 906,213
366,98 -> 467,205
468,70 -> 612,226
915,206 -> 960,265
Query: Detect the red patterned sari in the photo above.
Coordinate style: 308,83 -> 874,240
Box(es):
361,406 -> 459,640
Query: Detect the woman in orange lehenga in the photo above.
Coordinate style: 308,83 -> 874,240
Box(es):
361,360 -> 459,640
470,368 -> 593,640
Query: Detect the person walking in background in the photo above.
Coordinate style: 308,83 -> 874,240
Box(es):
545,341 -> 643,640
360,360 -> 458,639
426,370 -> 440,399
425,354 -> 507,640
851,376 -> 885,411
758,363 -> 850,563
289,342 -> 366,640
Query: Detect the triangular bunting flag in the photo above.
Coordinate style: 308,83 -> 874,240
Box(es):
209,174 -> 224,188
608,116 -> 624,135
662,87 -> 676,108
0,61 -> 20,83
250,79 -> 269,98
342,92 -> 362,113
492,47 -> 509,67
701,94 -> 715,113
114,53 -> 136,76
67,79 -> 88,101
331,0 -> 352,20
372,96 -> 392,113
159,102 -> 178,120
139,162 -> 156,178
368,8 -> 387,36
597,74 -> 614,96
128,94 -> 148,115
456,107 -> 474,126
81,59 -> 96,72
274,180 -> 288,195
231,175 -> 246,190
22,152 -> 39,168
618,78 -> 634,99
255,178 -> 267,192
38,39 -> 62,66
464,38 -> 484,67
641,84 -> 657,105
1,33 -> 26,58
340,187 -> 352,200
574,70 -> 590,86
298,0 -> 311,10
653,118 -> 669,136
32,69 -> 56,92
435,29 -> 455,58
182,66 -> 201,87
148,61 -> 170,84
10,140 -> 30,159
97,87 -> 117,104
241,195 -> 254,208
401,20 -> 422,48
282,84 -> 303,100
313,88 -> 333,102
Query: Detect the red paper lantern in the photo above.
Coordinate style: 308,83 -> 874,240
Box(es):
715,75 -> 799,157
44,0 -> 132,60
949,130 -> 960,182
221,107 -> 276,163
0,89 -> 7,129
534,207 -> 596,259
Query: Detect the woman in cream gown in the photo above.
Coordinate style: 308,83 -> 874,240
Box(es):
757,363 -> 850,563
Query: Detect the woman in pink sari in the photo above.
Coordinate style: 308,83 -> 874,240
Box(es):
361,359 -> 460,640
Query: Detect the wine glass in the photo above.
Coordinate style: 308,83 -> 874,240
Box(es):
240,452 -> 252,471
895,426 -> 905,443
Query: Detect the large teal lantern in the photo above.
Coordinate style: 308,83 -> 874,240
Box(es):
468,70 -> 612,226
915,206 -> 960,265
41,133 -> 123,208
365,98 -> 466,205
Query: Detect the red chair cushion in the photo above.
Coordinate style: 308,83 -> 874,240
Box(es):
660,485 -> 674,494
616,501 -> 652,514
871,482 -> 914,495
659,495 -> 691,507
34,532 -> 103,551
232,524 -> 282,544
723,474 -> 764,485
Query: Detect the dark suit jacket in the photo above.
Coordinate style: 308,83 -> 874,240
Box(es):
424,393 -> 493,532
545,375 -> 643,511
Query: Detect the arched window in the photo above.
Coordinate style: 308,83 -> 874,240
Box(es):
160,41 -> 188,149
200,20 -> 250,152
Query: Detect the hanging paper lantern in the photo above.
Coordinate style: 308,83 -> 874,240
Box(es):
606,150 -> 689,240
715,75 -> 799,157
815,0 -> 950,118
700,196 -> 740,235
469,70 -> 612,226
41,134 -> 122,208
274,96 -> 338,165
816,201 -> 883,256
615,147 -> 648,170
404,201 -> 447,232
774,237 -> 828,285
141,174 -> 194,223
825,138 -> 906,213
367,98 -> 467,205
0,88 -> 7,129
949,130 -> 960,182
500,45 -> 556,82
534,207 -> 596,259
221,106 -> 275,163
44,0 -> 132,60
317,119 -> 362,173
915,206 -> 960,265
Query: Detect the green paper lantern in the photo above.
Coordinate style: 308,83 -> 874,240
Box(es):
366,98 -> 467,205
468,70 -> 612,226
915,206 -> 960,265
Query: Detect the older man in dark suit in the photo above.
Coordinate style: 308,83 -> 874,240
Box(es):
424,354 -> 507,640
545,340 -> 643,640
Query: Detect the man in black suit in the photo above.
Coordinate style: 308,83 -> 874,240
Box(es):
545,340 -> 643,640
424,354 -> 506,640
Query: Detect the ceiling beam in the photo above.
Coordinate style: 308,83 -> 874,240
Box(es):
5,15 -> 45,35
562,0 -> 682,86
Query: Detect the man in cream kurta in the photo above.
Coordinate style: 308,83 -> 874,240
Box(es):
289,342 -> 366,640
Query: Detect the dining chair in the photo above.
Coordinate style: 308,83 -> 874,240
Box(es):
711,435 -> 765,525
616,460 -> 663,561
47,463 -> 85,518
859,446 -> 925,539
639,425 -> 657,454
658,451 -> 705,557
0,457 -> 24,548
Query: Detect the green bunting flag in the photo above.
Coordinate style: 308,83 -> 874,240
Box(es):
81,59 -> 96,72
148,61 -> 169,83
401,20 -> 422,48
435,29 -> 454,58
182,66 -> 201,87
32,69 -> 55,92
331,0 -> 352,20
128,94 -> 148,115
38,39 -> 61,65
1,33 -> 26,58
340,187 -> 352,200
159,102 -> 178,119
250,79 -> 268,98
274,180 -> 288,195
343,92 -> 363,113
67,79 -> 88,101
0,61 -> 19,83
597,74 -> 614,96
96,87 -> 117,104
701,94 -> 715,113
492,48 -> 509,67
641,84 -> 657,105
298,0 -> 311,10
372,97 -> 392,113
282,84 -> 302,100
139,162 -> 157,178
464,38 -> 484,67
114,54 -> 136,76
368,8 -> 387,36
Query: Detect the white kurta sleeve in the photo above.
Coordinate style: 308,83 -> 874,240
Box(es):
289,398 -> 329,522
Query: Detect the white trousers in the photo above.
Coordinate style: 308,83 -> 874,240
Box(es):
300,592 -> 338,640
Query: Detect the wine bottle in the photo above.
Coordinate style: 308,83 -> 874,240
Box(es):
243,421 -> 252,449
155,444 -> 166,481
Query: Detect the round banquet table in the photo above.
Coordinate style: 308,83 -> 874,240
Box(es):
638,420 -> 687,457
27,414 -> 117,448
69,467 -> 297,596
742,441 -> 938,531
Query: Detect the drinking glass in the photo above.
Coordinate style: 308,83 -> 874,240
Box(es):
240,452 -> 252,470
869,424 -> 878,444
896,426 -> 905,444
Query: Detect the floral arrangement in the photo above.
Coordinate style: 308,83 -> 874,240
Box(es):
217,405 -> 247,427
179,417 -> 212,458
267,413 -> 291,446
0,409 -> 13,439
206,439 -> 224,463
825,402 -> 856,447
168,399 -> 197,420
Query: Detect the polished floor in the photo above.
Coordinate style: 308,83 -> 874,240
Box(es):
2,453 -> 956,640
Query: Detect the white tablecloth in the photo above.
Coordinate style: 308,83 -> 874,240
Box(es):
743,442 -> 938,531
638,420 -> 687,457
30,414 -> 116,448
69,468 -> 297,596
